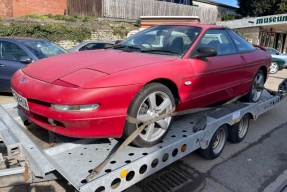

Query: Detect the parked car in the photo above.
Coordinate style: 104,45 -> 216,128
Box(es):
266,47 -> 287,68
69,40 -> 115,52
11,24 -> 271,147
270,57 -> 285,74
0,37 -> 68,92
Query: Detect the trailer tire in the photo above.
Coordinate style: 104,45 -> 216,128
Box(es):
199,124 -> 227,160
228,114 -> 250,143
123,83 -> 175,147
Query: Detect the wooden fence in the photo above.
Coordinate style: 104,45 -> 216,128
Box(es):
67,0 -> 103,17
67,0 -> 218,24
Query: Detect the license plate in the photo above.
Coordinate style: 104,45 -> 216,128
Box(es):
11,89 -> 29,110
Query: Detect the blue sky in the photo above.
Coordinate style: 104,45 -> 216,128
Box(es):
214,0 -> 238,7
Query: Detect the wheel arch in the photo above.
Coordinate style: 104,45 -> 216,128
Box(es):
147,78 -> 180,104
259,66 -> 268,83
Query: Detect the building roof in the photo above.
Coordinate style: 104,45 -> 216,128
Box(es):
194,0 -> 238,9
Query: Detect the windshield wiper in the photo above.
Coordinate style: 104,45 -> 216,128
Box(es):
141,49 -> 181,55
113,45 -> 142,52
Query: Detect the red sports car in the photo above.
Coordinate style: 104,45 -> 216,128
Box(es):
11,24 -> 271,147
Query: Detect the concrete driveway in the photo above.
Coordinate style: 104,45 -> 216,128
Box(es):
1,70 -> 287,192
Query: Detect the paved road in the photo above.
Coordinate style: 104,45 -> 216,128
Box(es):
1,70 -> 287,192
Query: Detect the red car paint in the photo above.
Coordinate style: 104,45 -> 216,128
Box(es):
11,24 -> 271,138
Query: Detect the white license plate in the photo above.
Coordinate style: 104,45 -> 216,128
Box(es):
11,89 -> 29,110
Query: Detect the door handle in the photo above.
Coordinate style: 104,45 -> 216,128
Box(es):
0,64 -> 4,67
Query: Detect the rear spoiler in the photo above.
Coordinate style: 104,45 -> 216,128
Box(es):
253,44 -> 267,51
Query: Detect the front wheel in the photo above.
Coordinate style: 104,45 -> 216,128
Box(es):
123,83 -> 175,147
242,69 -> 265,102
270,62 -> 279,74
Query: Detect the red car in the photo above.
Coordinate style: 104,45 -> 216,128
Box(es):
11,24 -> 271,147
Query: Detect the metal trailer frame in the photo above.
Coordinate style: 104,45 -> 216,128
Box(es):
0,90 -> 285,191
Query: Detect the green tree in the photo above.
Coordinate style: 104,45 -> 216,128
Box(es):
237,0 -> 277,17
236,0 -> 286,17
275,0 -> 287,14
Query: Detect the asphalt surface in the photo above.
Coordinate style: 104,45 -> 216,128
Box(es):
0,70 -> 287,192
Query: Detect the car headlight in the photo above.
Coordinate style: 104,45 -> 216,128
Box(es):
51,104 -> 99,112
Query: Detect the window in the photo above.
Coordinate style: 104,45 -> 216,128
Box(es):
198,29 -> 237,56
123,25 -> 201,56
79,43 -> 104,51
0,41 -> 28,61
226,30 -> 255,53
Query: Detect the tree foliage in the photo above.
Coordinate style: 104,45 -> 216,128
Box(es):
237,0 -> 287,17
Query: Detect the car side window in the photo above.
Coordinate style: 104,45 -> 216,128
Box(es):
198,29 -> 237,56
226,30 -> 255,53
79,43 -> 104,51
0,41 -> 29,61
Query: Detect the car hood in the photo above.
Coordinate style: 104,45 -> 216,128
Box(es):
22,49 -> 177,83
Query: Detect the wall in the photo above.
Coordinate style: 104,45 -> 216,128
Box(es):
0,0 -> 67,18
0,0 -> 13,18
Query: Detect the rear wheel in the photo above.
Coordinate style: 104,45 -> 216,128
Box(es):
228,114 -> 250,143
270,62 -> 279,74
123,83 -> 175,147
199,125 -> 227,160
242,69 -> 265,102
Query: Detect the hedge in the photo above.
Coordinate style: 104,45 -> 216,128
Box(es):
0,22 -> 91,43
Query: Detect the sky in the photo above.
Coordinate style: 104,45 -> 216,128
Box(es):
213,0 -> 238,7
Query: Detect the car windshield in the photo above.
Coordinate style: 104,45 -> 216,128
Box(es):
22,40 -> 68,59
116,25 -> 201,56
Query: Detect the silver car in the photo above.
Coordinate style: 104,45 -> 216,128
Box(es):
265,47 -> 287,67
69,40 -> 115,52
0,37 -> 68,93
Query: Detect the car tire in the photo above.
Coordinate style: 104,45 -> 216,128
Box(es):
242,69 -> 265,103
199,124 -> 227,160
123,83 -> 175,147
228,114 -> 250,143
270,62 -> 279,74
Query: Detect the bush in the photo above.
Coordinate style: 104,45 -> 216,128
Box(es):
0,22 -> 91,42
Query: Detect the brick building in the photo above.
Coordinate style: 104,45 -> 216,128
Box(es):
0,0 -> 67,18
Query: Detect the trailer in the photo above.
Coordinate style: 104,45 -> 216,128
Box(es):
0,80 -> 286,192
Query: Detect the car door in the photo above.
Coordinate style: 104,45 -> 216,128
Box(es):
187,29 -> 244,107
0,41 -> 31,92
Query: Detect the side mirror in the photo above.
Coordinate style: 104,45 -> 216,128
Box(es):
20,56 -> 32,64
115,40 -> 122,44
192,46 -> 217,58
275,52 -> 280,55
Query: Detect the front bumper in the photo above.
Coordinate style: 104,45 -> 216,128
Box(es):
11,70 -> 141,138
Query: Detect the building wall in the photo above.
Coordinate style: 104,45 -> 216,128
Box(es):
0,0 -> 13,18
0,0 -> 67,18
233,27 -> 260,45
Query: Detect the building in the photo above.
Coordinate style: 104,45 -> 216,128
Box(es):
157,0 -> 238,20
0,0 -> 67,18
217,14 -> 287,53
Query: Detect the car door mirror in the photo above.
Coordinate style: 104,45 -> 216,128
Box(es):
192,46 -> 217,58
275,52 -> 280,55
20,56 -> 32,64
115,40 -> 122,44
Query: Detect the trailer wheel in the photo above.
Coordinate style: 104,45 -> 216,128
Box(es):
123,83 -> 175,147
199,125 -> 227,160
228,114 -> 250,143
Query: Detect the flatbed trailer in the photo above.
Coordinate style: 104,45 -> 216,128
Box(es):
0,82 -> 286,191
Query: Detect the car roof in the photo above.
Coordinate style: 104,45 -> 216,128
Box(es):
156,23 -> 225,29
78,40 -> 115,44
0,37 -> 48,42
